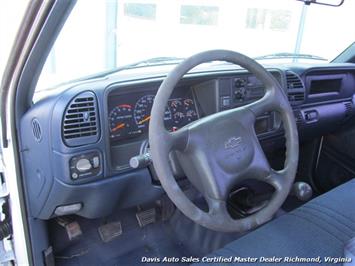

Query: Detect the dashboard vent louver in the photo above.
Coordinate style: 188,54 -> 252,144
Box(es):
288,92 -> 305,102
286,71 -> 305,105
286,72 -> 304,90
344,102 -> 353,118
293,110 -> 303,127
62,91 -> 100,147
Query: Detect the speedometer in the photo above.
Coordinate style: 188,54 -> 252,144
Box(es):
108,104 -> 134,139
134,95 -> 171,129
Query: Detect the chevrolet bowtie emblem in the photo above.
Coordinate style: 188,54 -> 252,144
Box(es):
224,136 -> 243,150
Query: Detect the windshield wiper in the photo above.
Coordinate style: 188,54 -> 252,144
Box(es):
254,52 -> 327,61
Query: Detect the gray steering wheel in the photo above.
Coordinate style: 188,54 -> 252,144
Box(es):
149,50 -> 299,232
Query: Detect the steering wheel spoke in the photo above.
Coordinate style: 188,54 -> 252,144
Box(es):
205,195 -> 233,222
264,169 -> 287,191
165,126 -> 189,152
244,132 -> 289,190
247,153 -> 271,181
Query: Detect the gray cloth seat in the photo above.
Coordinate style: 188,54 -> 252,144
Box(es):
198,179 -> 355,265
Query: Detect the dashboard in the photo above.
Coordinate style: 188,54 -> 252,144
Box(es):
20,62 -> 355,220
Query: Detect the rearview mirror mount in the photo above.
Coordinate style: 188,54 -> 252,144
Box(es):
296,0 -> 344,6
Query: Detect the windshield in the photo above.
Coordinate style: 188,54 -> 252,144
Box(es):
36,0 -> 355,92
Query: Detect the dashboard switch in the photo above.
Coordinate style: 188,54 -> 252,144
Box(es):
221,96 -> 231,107
304,110 -> 318,122
69,151 -> 101,180
71,173 -> 78,179
76,158 -> 92,172
92,156 -> 100,168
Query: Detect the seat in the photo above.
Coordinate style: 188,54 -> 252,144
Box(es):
198,179 -> 355,265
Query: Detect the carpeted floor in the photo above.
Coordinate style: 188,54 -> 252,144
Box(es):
50,195 -> 305,266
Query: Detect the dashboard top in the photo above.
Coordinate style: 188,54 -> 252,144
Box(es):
34,62 -> 355,103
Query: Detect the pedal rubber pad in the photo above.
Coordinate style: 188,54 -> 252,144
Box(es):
65,221 -> 82,240
136,208 -> 156,227
98,222 -> 122,243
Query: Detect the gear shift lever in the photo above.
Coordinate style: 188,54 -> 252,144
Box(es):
291,182 -> 313,201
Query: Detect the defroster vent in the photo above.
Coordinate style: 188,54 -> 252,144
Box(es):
63,91 -> 100,147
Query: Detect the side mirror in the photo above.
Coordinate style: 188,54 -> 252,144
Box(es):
296,0 -> 344,6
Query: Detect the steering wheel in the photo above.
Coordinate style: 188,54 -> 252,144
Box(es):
149,50 -> 299,232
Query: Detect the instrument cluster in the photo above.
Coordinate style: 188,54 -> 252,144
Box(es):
108,89 -> 198,142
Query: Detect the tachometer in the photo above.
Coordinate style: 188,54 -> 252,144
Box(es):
109,104 -> 134,139
134,95 -> 171,129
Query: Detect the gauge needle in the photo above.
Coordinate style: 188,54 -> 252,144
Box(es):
112,123 -> 125,132
138,115 -> 151,125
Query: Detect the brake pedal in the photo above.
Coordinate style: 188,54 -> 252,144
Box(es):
56,217 -> 82,241
136,208 -> 156,227
98,221 -> 122,243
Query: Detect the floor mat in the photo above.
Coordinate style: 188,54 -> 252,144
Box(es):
52,208 -> 190,266
50,196 -> 299,265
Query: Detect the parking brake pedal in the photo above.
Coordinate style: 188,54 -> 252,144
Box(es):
136,208 -> 156,227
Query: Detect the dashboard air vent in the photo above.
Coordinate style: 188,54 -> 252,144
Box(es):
63,91 -> 100,147
286,71 -> 304,90
293,110 -> 304,127
344,101 -> 353,118
288,92 -> 305,102
286,71 -> 305,105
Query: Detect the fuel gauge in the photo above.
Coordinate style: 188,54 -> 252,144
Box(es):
173,111 -> 185,124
